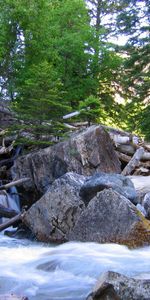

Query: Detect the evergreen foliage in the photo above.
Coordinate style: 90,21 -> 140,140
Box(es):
0,0 -> 149,144
79,95 -> 105,125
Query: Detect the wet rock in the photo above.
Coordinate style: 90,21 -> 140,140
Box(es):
136,203 -> 147,217
37,260 -> 60,272
68,189 -> 150,247
11,125 -> 121,203
23,172 -> 85,242
80,172 -> 137,205
86,271 -> 150,300
143,192 -> 150,219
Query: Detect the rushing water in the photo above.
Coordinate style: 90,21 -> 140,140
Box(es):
0,234 -> 150,300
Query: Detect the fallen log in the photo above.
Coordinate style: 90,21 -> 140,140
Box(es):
0,212 -> 23,232
115,151 -> 131,163
115,144 -> 135,156
133,166 -> 149,175
122,147 -> 145,176
0,205 -> 18,218
0,178 -> 30,190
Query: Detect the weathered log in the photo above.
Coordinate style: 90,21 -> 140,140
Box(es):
63,123 -> 76,129
122,147 -> 145,176
115,143 -> 135,156
109,133 -> 131,145
139,161 -> 150,168
0,213 -> 23,232
63,111 -> 80,119
0,178 -> 30,190
115,151 -> 131,163
72,121 -> 89,127
116,143 -> 150,161
133,166 -> 149,175
0,204 -> 18,218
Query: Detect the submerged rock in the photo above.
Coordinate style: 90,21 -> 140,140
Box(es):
68,189 -> 150,247
86,271 -> 150,300
80,172 -> 137,205
11,125 -> 121,203
23,172 -> 85,242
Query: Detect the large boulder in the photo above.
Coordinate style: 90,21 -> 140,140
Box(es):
80,172 -> 137,205
68,189 -> 150,247
11,126 -> 121,202
23,173 -> 85,242
86,271 -> 150,300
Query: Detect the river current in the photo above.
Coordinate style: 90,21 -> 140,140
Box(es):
0,233 -> 150,300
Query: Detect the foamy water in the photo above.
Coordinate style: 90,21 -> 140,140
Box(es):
0,234 -> 150,300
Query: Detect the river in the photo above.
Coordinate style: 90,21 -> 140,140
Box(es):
0,233 -> 150,300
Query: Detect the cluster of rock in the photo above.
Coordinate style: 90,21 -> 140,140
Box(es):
22,171 -> 150,248
9,125 -> 150,247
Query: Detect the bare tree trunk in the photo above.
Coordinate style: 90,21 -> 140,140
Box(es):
0,178 -> 30,190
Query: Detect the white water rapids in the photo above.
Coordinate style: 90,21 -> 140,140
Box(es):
0,234 -> 150,300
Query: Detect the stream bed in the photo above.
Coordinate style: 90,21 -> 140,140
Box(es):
0,233 -> 150,300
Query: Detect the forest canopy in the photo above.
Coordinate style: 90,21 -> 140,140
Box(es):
0,0 -> 150,142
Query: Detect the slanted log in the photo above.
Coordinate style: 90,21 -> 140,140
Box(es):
0,178 -> 30,190
122,147 -> 145,176
115,151 -> 131,163
0,205 -> 18,218
0,213 -> 23,232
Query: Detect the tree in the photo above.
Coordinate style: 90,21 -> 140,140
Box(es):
116,0 -> 150,136
48,0 -> 97,107
79,95 -> 105,125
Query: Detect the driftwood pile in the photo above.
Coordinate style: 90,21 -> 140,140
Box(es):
107,127 -> 150,176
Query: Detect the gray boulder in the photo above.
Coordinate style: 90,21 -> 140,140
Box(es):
68,189 -> 150,247
143,192 -> 150,219
23,172 -> 85,242
11,125 -> 121,203
86,271 -> 150,300
80,172 -> 137,205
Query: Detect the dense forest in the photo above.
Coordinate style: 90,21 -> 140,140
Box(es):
0,0 -> 150,144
